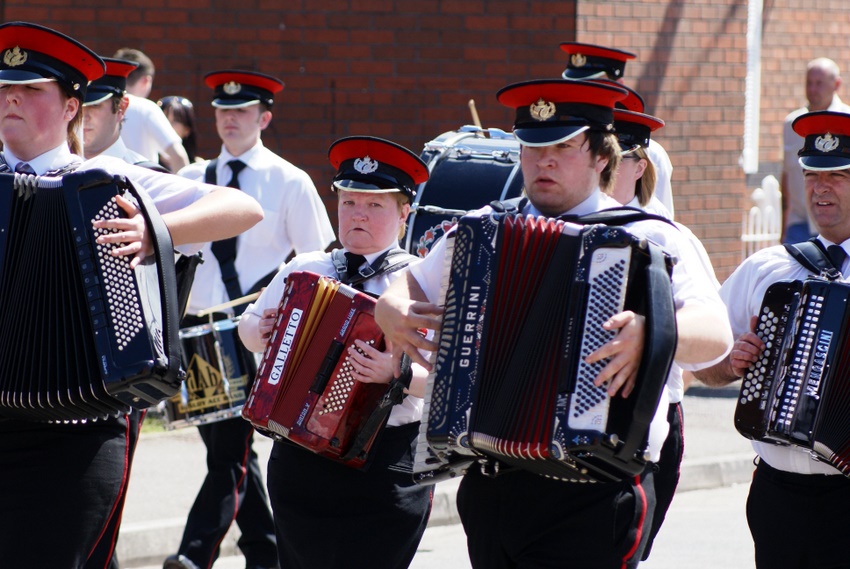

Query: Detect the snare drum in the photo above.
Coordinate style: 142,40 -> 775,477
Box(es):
163,317 -> 256,429
403,126 -> 523,256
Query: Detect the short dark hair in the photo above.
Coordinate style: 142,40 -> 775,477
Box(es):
112,48 -> 155,86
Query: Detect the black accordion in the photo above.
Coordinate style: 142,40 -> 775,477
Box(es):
0,169 -> 183,422
735,278 -> 850,475
413,212 -> 677,484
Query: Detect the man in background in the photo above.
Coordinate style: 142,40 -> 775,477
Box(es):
781,57 -> 850,243
113,47 -> 190,172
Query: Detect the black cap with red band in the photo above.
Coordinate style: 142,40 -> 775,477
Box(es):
793,111 -> 850,171
328,136 -> 429,202
497,79 -> 628,146
84,58 -> 139,106
0,21 -> 104,99
560,42 -> 636,80
204,70 -> 284,108
614,109 -> 664,153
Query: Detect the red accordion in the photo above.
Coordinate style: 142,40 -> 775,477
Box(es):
242,271 -> 391,468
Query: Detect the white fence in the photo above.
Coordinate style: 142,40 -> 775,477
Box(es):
741,174 -> 781,260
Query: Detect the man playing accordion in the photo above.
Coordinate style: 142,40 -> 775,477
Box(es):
696,110 -> 850,569
238,136 -> 433,569
375,79 -> 732,568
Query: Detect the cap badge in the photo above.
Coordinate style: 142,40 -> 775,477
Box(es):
223,81 -> 242,95
529,98 -> 556,121
3,47 -> 27,68
570,53 -> 587,68
815,133 -> 840,153
354,155 -> 379,174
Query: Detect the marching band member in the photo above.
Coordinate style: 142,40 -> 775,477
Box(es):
0,21 -> 263,567
165,69 -> 334,569
695,110 -> 850,569
375,79 -> 732,569
238,136 -> 434,569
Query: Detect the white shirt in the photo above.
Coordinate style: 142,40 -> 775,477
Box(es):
720,237 -> 850,475
625,196 -> 722,403
97,137 -> 151,166
120,93 -> 184,163
244,245 -> 423,426
179,140 -> 335,315
5,145 -> 209,255
782,94 -> 850,230
647,139 -> 674,219
408,190 -> 730,461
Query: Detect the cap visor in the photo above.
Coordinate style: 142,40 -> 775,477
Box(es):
514,125 -> 589,147
561,69 -> 607,80
212,98 -> 261,109
799,155 -> 850,171
333,180 -> 401,193
83,91 -> 113,106
0,69 -> 56,85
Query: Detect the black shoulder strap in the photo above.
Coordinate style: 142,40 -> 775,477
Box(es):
332,247 -> 417,288
490,196 -> 527,215
134,159 -> 170,174
783,238 -> 842,281
574,206 -> 678,229
204,158 -> 218,185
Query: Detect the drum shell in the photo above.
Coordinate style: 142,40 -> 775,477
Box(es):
404,128 -> 523,257
163,317 -> 256,429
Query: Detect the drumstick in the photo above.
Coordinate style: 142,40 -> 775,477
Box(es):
468,99 -> 483,129
196,291 -> 261,317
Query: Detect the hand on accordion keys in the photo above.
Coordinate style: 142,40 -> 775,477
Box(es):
728,315 -> 766,378
92,193 -> 153,269
585,310 -> 646,398
347,338 -> 396,386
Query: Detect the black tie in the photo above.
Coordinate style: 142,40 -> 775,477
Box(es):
14,162 -> 34,174
828,245 -> 847,272
344,252 -> 368,290
211,159 -> 247,311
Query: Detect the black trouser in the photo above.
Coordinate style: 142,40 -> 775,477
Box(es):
267,422 -> 433,569
747,460 -> 850,569
85,409 -> 146,569
640,401 -> 684,561
176,416 -> 278,569
0,415 -> 131,567
456,463 -> 655,569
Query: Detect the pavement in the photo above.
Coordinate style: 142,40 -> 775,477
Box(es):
118,382 -> 755,568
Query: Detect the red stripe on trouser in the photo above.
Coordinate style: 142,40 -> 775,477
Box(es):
202,428 -> 253,569
85,416 -> 133,567
620,473 -> 648,569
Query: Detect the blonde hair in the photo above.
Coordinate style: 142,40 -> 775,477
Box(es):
632,146 -> 657,206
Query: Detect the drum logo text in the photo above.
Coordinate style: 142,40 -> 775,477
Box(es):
269,308 -> 303,385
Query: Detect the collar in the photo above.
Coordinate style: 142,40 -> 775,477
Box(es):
817,235 -> 850,255
524,188 -> 619,218
100,137 -> 130,160
351,243 -> 399,266
219,139 -> 264,171
4,143 -> 78,175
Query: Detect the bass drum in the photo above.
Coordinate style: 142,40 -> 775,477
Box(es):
403,126 -> 524,257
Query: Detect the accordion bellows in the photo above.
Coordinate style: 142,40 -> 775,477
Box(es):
414,212 -> 677,483
0,169 -> 183,422
735,278 -> 850,476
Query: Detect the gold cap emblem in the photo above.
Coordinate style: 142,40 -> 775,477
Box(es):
223,81 -> 241,95
529,98 -> 557,121
570,53 -> 587,68
815,133 -> 840,153
3,46 -> 27,68
354,156 -> 379,174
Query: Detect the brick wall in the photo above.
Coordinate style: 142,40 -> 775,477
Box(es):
5,1 -> 850,280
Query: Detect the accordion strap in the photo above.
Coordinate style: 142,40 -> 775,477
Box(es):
119,176 -> 184,379
340,353 -> 413,463
615,242 -> 678,465
331,247 -> 416,288
783,239 -> 842,281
